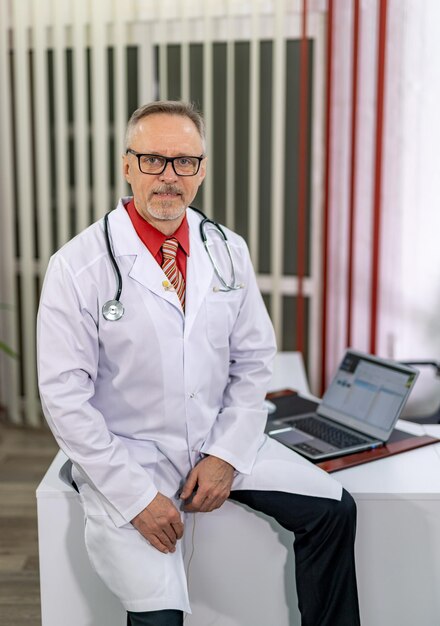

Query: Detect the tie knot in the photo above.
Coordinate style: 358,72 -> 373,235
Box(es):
162,238 -> 179,260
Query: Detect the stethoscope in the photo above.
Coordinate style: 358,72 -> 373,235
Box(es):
102,207 -> 244,321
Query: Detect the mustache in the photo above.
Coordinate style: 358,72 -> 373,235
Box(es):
153,184 -> 182,195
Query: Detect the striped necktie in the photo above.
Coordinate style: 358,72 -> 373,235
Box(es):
161,238 -> 185,311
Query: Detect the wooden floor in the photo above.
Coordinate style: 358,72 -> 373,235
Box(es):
0,419 -> 58,626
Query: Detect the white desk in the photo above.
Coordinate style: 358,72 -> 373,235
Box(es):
335,420 -> 440,626
36,353 -> 440,625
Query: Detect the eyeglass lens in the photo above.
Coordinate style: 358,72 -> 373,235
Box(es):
138,155 -> 200,176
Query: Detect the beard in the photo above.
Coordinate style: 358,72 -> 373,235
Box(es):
147,203 -> 186,221
146,184 -> 186,221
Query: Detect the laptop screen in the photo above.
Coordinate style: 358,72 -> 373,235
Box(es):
318,350 -> 419,440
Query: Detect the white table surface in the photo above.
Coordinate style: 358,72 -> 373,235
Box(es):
334,420 -> 440,497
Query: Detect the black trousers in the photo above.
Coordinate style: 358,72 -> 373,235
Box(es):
127,488 -> 360,626
127,610 -> 183,626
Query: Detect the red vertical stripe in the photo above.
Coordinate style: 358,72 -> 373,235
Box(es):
370,0 -> 388,354
346,0 -> 361,348
296,0 -> 308,354
320,0 -> 334,394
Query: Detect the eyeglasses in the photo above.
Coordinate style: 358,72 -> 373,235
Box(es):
126,149 -> 205,176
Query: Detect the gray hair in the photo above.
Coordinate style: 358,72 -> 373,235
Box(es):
125,100 -> 206,152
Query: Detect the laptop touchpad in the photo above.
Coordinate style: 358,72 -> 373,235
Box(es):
269,428 -> 314,446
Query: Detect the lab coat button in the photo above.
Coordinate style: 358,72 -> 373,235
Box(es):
189,392 -> 196,399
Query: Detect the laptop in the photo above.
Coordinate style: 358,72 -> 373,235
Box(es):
267,350 -> 419,461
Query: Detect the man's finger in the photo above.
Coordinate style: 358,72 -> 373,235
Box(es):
158,529 -> 177,552
187,488 -> 208,510
180,471 -> 198,500
184,493 -> 220,513
171,521 -> 184,539
148,534 -> 171,554
201,495 -> 223,512
161,524 -> 178,546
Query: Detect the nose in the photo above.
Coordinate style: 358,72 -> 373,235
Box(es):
159,160 -> 178,182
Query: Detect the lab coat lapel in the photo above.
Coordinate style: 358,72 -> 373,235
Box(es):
129,254 -> 184,311
108,200 -> 184,313
185,208 -> 214,336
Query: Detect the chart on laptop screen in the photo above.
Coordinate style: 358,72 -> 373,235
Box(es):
323,353 -> 417,430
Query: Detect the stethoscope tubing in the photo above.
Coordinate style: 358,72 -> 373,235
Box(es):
104,211 -> 123,303
190,206 -> 241,292
102,206 -> 242,320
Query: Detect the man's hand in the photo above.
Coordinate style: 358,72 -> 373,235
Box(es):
131,492 -> 184,554
180,455 -> 235,513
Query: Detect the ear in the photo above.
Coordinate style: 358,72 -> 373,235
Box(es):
198,156 -> 208,184
122,154 -> 131,184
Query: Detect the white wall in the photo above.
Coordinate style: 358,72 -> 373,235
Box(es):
393,0 -> 440,415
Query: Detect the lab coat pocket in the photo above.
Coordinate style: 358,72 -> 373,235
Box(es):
205,292 -> 242,348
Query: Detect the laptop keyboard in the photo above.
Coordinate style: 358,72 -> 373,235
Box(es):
287,416 -> 368,449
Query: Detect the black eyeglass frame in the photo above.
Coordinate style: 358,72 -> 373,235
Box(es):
126,149 -> 205,176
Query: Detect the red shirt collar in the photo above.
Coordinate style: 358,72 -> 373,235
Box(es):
125,198 -> 190,257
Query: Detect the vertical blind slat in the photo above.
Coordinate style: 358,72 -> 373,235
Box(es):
137,21 -> 154,107
203,1 -> 214,217
225,2 -> 235,231
180,0 -> 190,103
54,0 -> 70,246
91,0 -> 109,220
248,1 -> 261,270
73,0 -> 90,233
158,11 -> 168,102
270,0 -> 287,344
0,1 -> 20,424
113,0 -> 129,201
33,0 -> 52,270
12,0 -> 39,426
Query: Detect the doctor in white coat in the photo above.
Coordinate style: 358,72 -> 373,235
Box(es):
37,101 -> 360,626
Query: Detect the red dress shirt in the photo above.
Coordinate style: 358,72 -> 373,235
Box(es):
125,199 -> 190,280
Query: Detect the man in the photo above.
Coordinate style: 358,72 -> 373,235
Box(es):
37,100 -> 360,626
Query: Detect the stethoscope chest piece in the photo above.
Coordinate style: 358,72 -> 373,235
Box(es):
102,299 -> 124,321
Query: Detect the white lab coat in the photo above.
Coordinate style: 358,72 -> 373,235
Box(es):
37,198 -> 342,612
